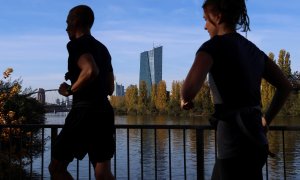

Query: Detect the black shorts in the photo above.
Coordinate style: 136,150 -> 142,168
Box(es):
212,144 -> 268,180
52,105 -> 115,163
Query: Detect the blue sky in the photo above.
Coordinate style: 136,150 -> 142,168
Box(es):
1,0 -> 300,92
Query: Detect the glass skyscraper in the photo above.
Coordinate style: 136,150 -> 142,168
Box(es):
139,46 -> 162,95
113,81 -> 125,96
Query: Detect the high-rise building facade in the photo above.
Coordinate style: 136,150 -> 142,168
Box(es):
113,79 -> 125,96
139,46 -> 162,95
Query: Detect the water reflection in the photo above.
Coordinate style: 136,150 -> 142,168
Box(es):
114,115 -> 216,179
267,131 -> 300,179
29,113 -> 300,179
114,115 -> 300,179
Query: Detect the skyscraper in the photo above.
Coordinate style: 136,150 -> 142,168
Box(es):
112,76 -> 125,96
113,81 -> 125,96
139,46 -> 162,95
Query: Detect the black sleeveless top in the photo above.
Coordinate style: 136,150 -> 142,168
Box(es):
198,33 -> 269,158
67,34 -> 113,107
198,32 -> 268,109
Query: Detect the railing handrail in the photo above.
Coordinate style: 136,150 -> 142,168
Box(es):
1,124 -> 300,131
1,123 -> 299,179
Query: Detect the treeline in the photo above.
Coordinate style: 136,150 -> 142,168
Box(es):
0,68 -> 45,179
110,80 -> 214,116
261,50 -> 300,116
110,49 -> 300,116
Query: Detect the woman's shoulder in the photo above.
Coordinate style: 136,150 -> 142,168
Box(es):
197,36 -> 222,55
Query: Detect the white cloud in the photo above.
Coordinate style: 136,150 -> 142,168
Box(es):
93,23 -> 208,90
0,34 -> 67,61
247,28 -> 300,72
0,33 -> 68,91
1,0 -> 299,94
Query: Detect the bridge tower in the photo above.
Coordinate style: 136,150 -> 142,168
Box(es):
37,88 -> 45,104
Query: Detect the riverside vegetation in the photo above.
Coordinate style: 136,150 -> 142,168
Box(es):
110,49 -> 300,117
0,68 -> 45,179
0,49 -> 299,178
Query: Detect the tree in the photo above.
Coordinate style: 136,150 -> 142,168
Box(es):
110,95 -> 126,114
284,52 -> 291,77
149,84 -> 157,113
277,49 -> 291,77
261,49 -> 299,115
261,53 -> 276,111
155,80 -> 167,113
125,85 -> 138,113
290,71 -> 300,91
168,81 -> 182,115
194,81 -> 213,115
0,68 -> 45,179
138,81 -> 148,114
276,50 -> 294,115
289,71 -> 300,116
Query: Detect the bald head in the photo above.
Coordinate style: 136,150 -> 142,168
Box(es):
68,5 -> 94,29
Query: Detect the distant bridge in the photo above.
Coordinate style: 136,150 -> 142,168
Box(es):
44,104 -> 71,113
26,89 -> 59,96
28,88 -> 72,113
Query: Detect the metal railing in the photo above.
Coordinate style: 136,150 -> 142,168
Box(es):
0,124 -> 299,180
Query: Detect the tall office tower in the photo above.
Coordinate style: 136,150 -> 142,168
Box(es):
139,46 -> 162,95
113,81 -> 125,96
112,77 -> 125,96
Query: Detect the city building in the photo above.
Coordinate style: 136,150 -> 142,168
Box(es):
113,80 -> 125,96
139,46 -> 162,95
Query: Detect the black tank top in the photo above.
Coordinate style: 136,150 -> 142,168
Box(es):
67,34 -> 113,107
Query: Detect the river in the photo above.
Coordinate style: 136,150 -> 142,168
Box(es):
28,113 -> 300,179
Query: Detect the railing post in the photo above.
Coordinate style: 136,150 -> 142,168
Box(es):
50,127 -> 58,159
50,127 -> 58,180
282,130 -> 286,180
196,128 -> 204,180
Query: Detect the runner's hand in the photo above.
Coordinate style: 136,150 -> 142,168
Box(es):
181,100 -> 194,110
262,116 -> 269,133
58,82 -> 71,97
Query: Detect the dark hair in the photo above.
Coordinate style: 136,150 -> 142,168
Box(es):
69,5 -> 94,29
202,0 -> 250,32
